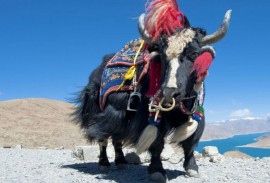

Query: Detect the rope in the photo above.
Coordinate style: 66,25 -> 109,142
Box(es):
117,40 -> 145,91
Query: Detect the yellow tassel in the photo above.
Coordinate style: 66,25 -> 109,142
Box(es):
125,66 -> 136,80
117,40 -> 145,91
117,66 -> 136,91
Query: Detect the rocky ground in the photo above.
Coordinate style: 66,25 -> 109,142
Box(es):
1,147 -> 270,183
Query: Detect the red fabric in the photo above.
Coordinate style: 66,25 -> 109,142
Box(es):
193,52 -> 213,82
146,60 -> 161,96
145,0 -> 185,41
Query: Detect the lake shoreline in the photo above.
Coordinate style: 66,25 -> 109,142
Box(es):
197,132 -> 270,158
237,145 -> 270,149
201,131 -> 270,145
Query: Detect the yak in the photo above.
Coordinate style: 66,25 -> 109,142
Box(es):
73,0 -> 231,182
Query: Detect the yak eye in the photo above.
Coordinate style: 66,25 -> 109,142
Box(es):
187,50 -> 199,61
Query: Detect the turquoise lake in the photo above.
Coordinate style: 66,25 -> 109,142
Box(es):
196,132 -> 270,158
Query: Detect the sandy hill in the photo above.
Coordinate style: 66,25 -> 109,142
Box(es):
0,98 -> 87,149
241,134 -> 270,148
223,151 -> 253,159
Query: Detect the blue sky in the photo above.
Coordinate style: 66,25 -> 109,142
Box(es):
0,0 -> 269,122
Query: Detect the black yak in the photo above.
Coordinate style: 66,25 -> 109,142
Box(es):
74,0 -> 231,182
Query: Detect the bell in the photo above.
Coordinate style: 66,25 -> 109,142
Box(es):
127,92 -> 141,111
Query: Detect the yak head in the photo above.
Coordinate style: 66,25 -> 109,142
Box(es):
138,1 -> 231,105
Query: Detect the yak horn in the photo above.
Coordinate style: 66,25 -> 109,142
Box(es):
202,9 -> 232,44
138,13 -> 153,43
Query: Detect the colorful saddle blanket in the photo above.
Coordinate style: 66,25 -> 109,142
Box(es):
99,39 -> 150,110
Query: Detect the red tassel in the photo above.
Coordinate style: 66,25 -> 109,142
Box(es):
146,60 -> 161,96
145,0 -> 185,41
193,52 -> 213,82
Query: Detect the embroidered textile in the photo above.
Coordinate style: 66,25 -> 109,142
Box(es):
99,39 -> 149,110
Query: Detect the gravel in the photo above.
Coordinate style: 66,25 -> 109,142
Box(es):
1,148 -> 270,183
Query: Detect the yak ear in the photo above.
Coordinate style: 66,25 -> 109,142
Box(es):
184,15 -> 191,28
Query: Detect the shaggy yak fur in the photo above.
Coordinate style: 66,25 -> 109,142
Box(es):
73,0 -> 231,182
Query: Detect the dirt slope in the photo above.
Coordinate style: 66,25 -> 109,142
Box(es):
0,98 -> 87,149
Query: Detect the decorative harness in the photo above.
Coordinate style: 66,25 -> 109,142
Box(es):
148,83 -> 205,127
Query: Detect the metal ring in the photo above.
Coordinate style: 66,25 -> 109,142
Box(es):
159,98 -> 175,111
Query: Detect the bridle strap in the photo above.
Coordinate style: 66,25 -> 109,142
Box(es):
179,95 -> 197,115
149,90 -> 199,116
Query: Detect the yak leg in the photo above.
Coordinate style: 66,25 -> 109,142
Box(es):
148,140 -> 167,183
112,139 -> 128,169
181,117 -> 205,178
98,139 -> 111,172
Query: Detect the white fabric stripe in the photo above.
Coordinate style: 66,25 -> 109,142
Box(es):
166,57 -> 180,88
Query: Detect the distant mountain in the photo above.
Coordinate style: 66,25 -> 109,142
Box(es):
202,118 -> 270,141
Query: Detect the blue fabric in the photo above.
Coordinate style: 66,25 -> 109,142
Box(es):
148,116 -> 161,126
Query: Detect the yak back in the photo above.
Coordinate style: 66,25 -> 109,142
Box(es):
73,54 -> 115,129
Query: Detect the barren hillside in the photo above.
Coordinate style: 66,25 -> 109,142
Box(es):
242,134 -> 270,148
0,98 -> 87,149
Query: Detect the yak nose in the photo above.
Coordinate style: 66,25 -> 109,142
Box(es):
162,88 -> 177,101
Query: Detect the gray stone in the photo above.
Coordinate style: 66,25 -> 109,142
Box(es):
3,146 -> 11,148
16,144 -> 23,149
72,145 -> 115,161
71,147 -> 84,160
210,153 -> 225,163
55,146 -> 64,150
202,146 -> 219,157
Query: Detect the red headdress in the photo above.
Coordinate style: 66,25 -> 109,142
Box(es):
145,0 -> 185,41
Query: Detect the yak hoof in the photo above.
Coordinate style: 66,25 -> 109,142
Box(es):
186,169 -> 200,178
150,172 -> 167,183
99,165 -> 109,173
125,152 -> 141,164
116,164 -> 128,169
